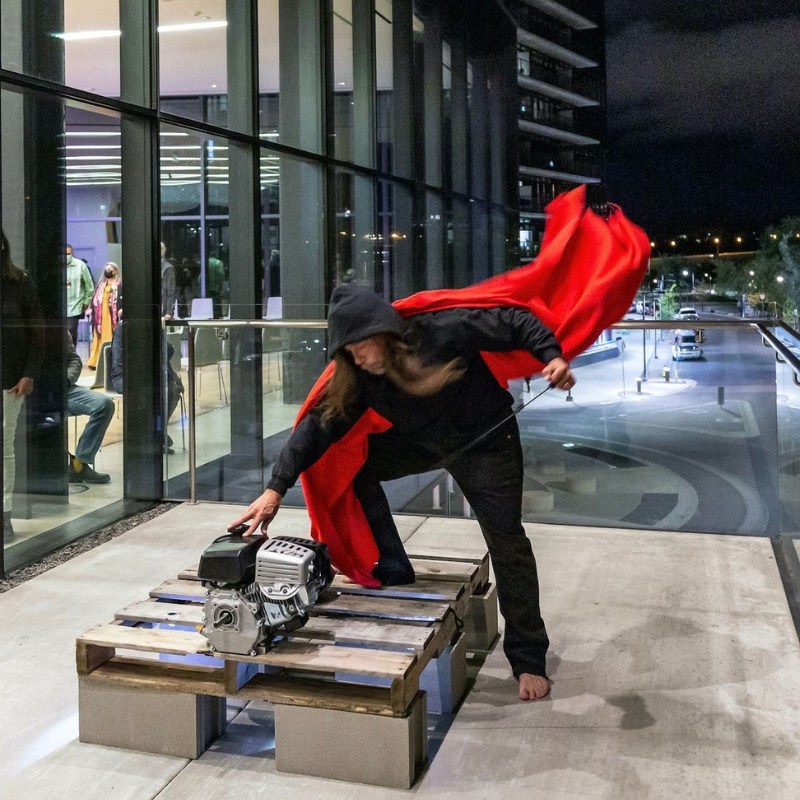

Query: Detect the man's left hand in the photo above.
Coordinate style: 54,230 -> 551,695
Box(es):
542,357 -> 575,391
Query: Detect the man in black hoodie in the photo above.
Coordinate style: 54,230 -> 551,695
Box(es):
230,284 -> 574,700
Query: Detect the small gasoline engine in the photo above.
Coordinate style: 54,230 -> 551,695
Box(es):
197,527 -> 333,656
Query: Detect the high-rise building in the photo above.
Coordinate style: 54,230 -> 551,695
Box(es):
506,0 -> 606,261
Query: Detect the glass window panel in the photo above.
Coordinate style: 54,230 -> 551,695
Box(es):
260,152 -> 325,320
424,191 -> 444,289
334,169 -> 377,288
2,88 -> 125,567
376,179 -> 413,300
332,0 -> 355,163
442,40 -> 452,192
375,0 -> 393,174
1,0 -> 121,98
258,0 -> 323,153
160,125 -> 230,319
159,0 -> 228,126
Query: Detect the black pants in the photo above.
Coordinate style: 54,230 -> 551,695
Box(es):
352,418 -> 550,678
67,315 -> 82,346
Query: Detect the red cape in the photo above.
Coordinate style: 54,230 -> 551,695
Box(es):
296,186 -> 650,585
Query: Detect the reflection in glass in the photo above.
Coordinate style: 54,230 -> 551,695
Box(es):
159,0 -> 228,126
160,126 -> 230,319
262,0 -> 323,153
332,0 -> 355,163
375,0 -> 394,174
261,154 -> 324,320
1,0 -> 121,97
334,170 -> 377,289
1,89 -> 126,563
376,179 -> 413,300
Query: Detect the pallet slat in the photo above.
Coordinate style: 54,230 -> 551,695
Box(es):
330,575 -> 463,602
150,579 -> 206,600
116,599 -> 204,627
179,557 -> 479,585
78,623 -> 416,679
115,600 -> 434,650
314,593 -> 450,622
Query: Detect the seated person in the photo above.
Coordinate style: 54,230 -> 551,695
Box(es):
67,333 -> 114,483
110,321 -> 183,452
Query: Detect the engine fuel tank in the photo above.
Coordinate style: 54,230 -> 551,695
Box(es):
197,527 -> 268,586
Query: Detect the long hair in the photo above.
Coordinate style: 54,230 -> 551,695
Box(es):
319,334 -> 465,426
1,231 -> 23,282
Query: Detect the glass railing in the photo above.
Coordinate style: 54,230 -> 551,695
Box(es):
162,320 -> 327,505
165,316 -> 800,539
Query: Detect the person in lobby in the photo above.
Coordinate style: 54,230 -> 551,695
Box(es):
2,232 -> 44,543
67,333 -> 114,484
161,242 -> 177,319
109,320 -> 184,454
65,244 -> 94,346
87,261 -> 121,369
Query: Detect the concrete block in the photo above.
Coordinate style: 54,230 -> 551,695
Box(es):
420,633 -> 467,714
464,582 -> 499,651
78,678 -> 226,759
274,693 -> 427,789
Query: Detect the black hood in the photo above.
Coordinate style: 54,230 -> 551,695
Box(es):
327,284 -> 405,358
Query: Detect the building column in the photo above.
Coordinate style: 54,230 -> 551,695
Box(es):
226,0 -> 264,473
120,0 -> 162,500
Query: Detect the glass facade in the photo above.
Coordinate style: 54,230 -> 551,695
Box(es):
0,0 -> 520,574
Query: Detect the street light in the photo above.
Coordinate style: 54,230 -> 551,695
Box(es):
682,269 -> 695,297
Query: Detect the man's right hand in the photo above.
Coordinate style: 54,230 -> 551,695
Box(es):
228,488 -> 282,536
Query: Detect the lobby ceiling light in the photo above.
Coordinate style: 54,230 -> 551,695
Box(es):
55,21 -> 227,41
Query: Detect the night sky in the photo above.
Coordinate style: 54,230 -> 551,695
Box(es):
605,1 -> 799,238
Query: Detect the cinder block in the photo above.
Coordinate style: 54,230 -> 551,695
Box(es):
274,693 -> 427,789
464,582 -> 499,651
420,634 -> 467,714
78,678 -> 226,759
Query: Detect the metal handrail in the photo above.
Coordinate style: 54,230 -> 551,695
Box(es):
164,319 -> 328,329
170,314 -> 798,504
612,318 -> 776,330
757,324 -> 800,387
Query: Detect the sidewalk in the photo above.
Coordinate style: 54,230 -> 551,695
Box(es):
3,503 -> 800,799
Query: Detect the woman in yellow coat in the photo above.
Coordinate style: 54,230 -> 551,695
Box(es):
87,262 -> 121,369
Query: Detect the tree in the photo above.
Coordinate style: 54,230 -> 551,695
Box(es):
758,218 -> 800,320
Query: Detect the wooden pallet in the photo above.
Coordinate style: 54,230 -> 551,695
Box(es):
76,549 -> 496,787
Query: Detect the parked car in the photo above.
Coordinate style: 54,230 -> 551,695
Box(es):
672,331 -> 703,361
635,301 -> 655,316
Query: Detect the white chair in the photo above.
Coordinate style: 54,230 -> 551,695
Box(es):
102,344 -> 124,419
265,296 -> 282,320
194,327 -> 228,404
190,298 -> 214,319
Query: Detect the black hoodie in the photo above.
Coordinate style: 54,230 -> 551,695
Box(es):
267,288 -> 561,496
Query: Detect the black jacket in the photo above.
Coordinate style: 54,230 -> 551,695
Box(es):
267,304 -> 561,497
2,271 -> 44,390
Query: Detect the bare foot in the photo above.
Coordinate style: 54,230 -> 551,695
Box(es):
518,673 -> 550,701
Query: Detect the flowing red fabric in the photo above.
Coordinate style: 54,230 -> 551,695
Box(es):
296,186 -> 650,585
